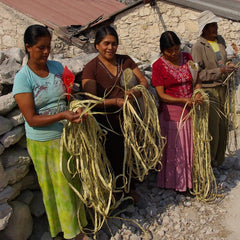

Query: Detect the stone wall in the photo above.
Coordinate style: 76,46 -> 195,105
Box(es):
113,1 -> 240,61
0,2 -> 85,58
0,2 -> 39,51
0,48 -> 41,240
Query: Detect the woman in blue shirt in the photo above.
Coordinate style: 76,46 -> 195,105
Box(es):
13,24 -> 88,240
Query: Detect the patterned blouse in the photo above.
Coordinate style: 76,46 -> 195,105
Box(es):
152,52 -> 193,99
152,52 -> 194,121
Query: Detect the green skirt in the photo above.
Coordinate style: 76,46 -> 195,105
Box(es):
27,138 -> 87,239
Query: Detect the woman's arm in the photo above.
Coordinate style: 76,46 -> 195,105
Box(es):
133,67 -> 148,88
155,85 -> 193,107
193,78 -> 203,104
126,67 -> 148,99
14,93 -> 84,127
191,45 -> 234,83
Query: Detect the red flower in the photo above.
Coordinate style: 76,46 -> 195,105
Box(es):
62,66 -> 75,101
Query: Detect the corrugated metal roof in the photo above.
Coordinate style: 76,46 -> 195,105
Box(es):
165,0 -> 240,21
1,0 -> 126,28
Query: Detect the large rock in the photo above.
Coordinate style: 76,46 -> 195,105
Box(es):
0,162 -> 8,190
0,125 -> 25,148
0,203 -> 12,231
30,191 -> 45,217
1,201 -> 33,240
0,186 -> 15,204
0,143 -> 4,155
28,214 -> 49,240
6,108 -> 24,127
4,48 -> 25,64
5,163 -> 30,185
0,93 -> 17,116
0,145 -> 30,168
20,169 -> 39,191
0,116 -> 13,135
56,58 -> 84,74
234,158 -> 240,170
0,83 -> 13,96
9,182 -> 23,201
16,190 -> 34,205
0,58 -> 21,85
16,136 -> 27,149
0,182 -> 22,204
54,52 -> 98,74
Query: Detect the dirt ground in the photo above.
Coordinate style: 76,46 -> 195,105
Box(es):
224,181 -> 240,240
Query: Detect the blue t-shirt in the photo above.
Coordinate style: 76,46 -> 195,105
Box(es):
13,60 -> 67,141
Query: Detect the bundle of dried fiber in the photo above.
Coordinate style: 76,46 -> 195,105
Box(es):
224,60 -> 240,155
60,97 -> 120,236
190,88 -> 218,202
121,84 -> 166,192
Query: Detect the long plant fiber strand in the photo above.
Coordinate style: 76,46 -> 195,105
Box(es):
190,62 -> 240,201
60,94 -> 148,238
121,69 -> 166,192
190,89 -> 218,202
61,97 -> 119,236
224,60 -> 240,155
60,67 -> 166,237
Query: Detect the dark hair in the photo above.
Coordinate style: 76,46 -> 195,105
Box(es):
159,31 -> 181,53
94,25 -> 119,48
24,24 -> 51,54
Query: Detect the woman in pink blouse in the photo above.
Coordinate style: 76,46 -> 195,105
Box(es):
152,31 -> 202,192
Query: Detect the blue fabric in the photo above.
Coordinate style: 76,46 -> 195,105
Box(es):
13,60 -> 67,141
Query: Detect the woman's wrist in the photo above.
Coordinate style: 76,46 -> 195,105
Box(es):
181,98 -> 188,104
60,111 -> 67,120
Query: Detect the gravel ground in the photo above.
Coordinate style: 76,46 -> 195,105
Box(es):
30,137 -> 240,240
94,155 -> 240,240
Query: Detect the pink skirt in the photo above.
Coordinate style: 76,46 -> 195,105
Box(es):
157,104 -> 193,192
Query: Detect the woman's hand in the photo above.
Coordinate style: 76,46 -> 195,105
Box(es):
76,108 -> 88,121
182,97 -> 194,107
114,89 -> 141,108
63,108 -> 87,123
221,63 -> 236,74
126,89 -> 141,99
194,92 -> 203,105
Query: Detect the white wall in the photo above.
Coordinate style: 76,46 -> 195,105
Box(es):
113,1 -> 240,61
